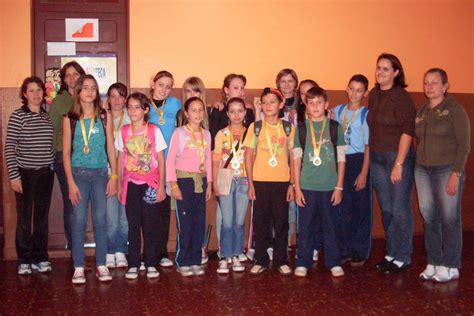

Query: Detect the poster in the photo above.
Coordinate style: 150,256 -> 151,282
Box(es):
65,18 -> 99,42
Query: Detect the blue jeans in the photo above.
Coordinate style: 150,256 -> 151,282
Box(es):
70,167 -> 108,267
218,177 -> 249,258
370,151 -> 415,264
415,164 -> 464,268
54,153 -> 73,248
106,196 -> 128,254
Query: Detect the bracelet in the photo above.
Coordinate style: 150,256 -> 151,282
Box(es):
395,161 -> 403,166
334,187 -> 344,191
110,174 -> 118,180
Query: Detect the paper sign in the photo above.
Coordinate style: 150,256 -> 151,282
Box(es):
47,42 -> 76,56
65,18 -> 99,42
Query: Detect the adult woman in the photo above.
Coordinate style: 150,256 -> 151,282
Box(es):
415,68 -> 470,282
367,53 -> 416,274
49,61 -> 86,249
276,68 -> 299,126
5,76 -> 55,274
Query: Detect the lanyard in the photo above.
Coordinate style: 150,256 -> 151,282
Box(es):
185,124 -> 205,167
229,126 -> 246,170
309,118 -> 326,165
80,116 -> 95,155
131,123 -> 148,154
264,120 -> 281,167
149,98 -> 166,125
113,111 -> 125,139
340,105 -> 361,135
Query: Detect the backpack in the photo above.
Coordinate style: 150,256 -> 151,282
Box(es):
253,120 -> 292,152
68,109 -> 108,156
297,119 -> 339,169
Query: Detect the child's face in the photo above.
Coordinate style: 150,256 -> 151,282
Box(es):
375,58 -> 399,88
185,100 -> 205,125
23,82 -> 44,107
261,93 -> 284,118
224,78 -> 245,99
299,82 -> 315,105
306,96 -> 328,120
151,76 -> 173,100
108,88 -> 126,112
346,81 -> 368,104
183,84 -> 202,101
64,66 -> 81,90
79,79 -> 98,104
227,101 -> 246,126
278,74 -> 297,96
127,98 -> 148,123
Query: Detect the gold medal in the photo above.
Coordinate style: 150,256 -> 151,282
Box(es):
83,146 -> 90,155
158,117 -> 166,125
80,115 -> 95,156
186,124 -> 206,172
149,98 -> 166,126
199,163 -> 205,172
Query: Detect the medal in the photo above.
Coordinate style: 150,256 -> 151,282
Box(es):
312,156 -> 322,166
83,146 -> 90,155
340,105 -> 361,146
158,117 -> 166,125
231,160 -> 240,170
199,163 -> 205,172
186,124 -> 206,172
269,157 -> 278,167
149,97 -> 166,126
80,115 -> 95,156
264,121 -> 281,169
228,126 -> 246,171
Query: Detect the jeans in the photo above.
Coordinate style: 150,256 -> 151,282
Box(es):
54,153 -> 73,248
106,196 -> 128,254
15,167 -> 54,264
70,167 -> 108,268
370,150 -> 415,264
218,177 -> 249,258
296,190 -> 341,269
415,164 -> 464,268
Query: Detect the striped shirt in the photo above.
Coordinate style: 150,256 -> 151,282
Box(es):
5,105 -> 55,181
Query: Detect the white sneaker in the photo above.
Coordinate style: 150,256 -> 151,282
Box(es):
232,256 -> 245,272
278,264 -> 292,275
330,266 -> 345,277
115,252 -> 128,268
72,267 -> 86,284
419,264 -> 437,280
246,249 -> 255,261
177,266 -> 194,277
267,247 -> 273,261
106,254 -> 116,268
31,261 -> 52,273
294,267 -> 308,277
18,264 -> 32,275
238,253 -> 248,262
146,267 -> 160,279
96,265 -> 112,282
313,250 -> 319,262
159,258 -> 174,267
432,266 -> 460,283
139,262 -> 146,271
125,267 -> 139,279
250,264 -> 267,275
217,259 -> 230,274
191,265 -> 205,276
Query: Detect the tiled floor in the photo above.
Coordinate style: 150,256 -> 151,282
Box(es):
0,232 -> 473,314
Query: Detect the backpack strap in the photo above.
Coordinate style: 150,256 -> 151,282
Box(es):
337,104 -> 346,119
253,120 -> 263,151
329,119 -> 339,170
360,107 -> 368,125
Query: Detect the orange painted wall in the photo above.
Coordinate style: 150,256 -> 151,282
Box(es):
130,0 -> 474,92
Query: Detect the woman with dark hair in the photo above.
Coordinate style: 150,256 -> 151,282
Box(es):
367,53 -> 416,274
48,61 -> 86,250
5,76 -> 55,275
416,68 -> 470,282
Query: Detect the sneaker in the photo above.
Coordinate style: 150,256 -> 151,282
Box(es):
115,252 -> 128,268
18,264 -> 32,275
159,258 -> 174,267
191,265 -> 205,276
125,267 -> 139,280
31,261 -> 52,273
177,266 -> 194,277
432,266 -> 459,283
106,254 -> 116,268
294,267 -> 308,277
217,259 -> 230,274
312,250 -> 319,262
201,248 -> 209,264
139,262 -> 146,271
96,265 -> 112,282
375,258 -> 392,270
350,255 -> 366,267
267,247 -> 273,261
331,266 -> 345,277
146,267 -> 160,279
384,261 -> 410,274
232,256 -> 245,272
419,264 -> 437,280
250,264 -> 267,275
238,253 -> 248,262
278,265 -> 292,275
246,249 -> 255,261
72,267 -> 86,284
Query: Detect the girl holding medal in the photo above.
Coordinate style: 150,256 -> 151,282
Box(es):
62,75 -> 118,284
115,92 -> 167,280
166,97 -> 212,277
293,86 -> 347,278
105,83 -> 130,269
213,97 -> 249,274
149,70 -> 182,268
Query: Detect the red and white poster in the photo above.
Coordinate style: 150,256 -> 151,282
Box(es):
65,18 -> 99,42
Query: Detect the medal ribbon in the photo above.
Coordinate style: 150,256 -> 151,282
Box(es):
149,98 -> 166,123
131,123 -> 148,154
264,121 -> 281,162
113,111 -> 125,138
309,118 -> 326,159
186,124 -> 205,165
229,126 -> 245,167
340,105 -> 361,136
80,115 -> 95,153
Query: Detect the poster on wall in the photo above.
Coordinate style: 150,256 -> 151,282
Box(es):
65,18 -> 99,42
61,56 -> 117,97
